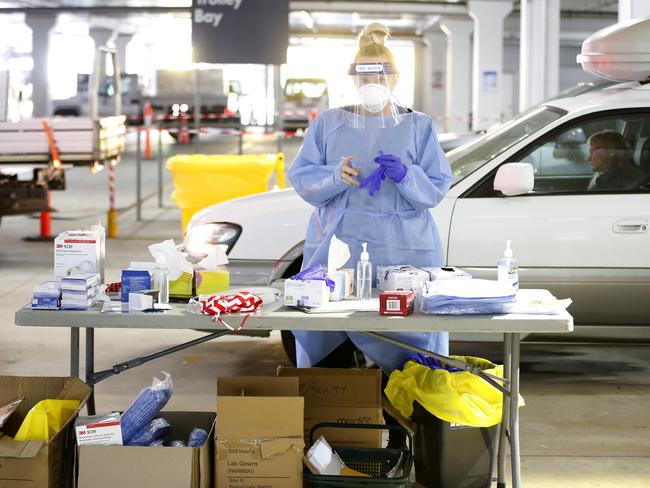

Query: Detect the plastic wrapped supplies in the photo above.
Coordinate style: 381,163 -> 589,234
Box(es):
126,417 -> 172,446
188,428 -> 208,447
419,279 -> 516,315
120,372 -> 173,445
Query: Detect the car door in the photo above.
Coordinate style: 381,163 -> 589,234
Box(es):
448,109 -> 650,332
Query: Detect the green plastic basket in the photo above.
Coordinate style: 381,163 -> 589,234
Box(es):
304,423 -> 413,487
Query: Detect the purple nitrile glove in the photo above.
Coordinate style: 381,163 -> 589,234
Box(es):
374,152 -> 407,183
359,166 -> 386,196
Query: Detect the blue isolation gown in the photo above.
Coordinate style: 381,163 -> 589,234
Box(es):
287,107 -> 453,374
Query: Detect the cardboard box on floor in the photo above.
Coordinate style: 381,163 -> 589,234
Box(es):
277,367 -> 383,449
216,377 -> 304,488
77,411 -> 214,488
0,376 -> 91,488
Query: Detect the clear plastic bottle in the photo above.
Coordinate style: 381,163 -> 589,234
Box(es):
497,240 -> 519,291
356,243 -> 372,300
152,254 -> 170,304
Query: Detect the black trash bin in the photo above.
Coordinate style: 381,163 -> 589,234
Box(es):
411,402 -> 498,488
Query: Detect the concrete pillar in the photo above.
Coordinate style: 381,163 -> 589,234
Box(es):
619,0 -> 650,22
422,31 -> 446,131
89,27 -> 116,84
439,17 -> 473,133
25,13 -> 57,117
413,39 -> 424,113
114,33 -> 133,74
467,0 -> 512,131
519,0 -> 560,111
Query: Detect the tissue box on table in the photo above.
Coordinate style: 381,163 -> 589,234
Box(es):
195,269 -> 230,295
326,235 -> 353,302
328,268 -> 354,301
169,271 -> 194,299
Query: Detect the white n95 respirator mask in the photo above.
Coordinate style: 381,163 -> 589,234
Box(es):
358,83 -> 389,113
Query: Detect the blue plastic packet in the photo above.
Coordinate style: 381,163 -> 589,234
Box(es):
126,417 -> 171,446
188,428 -> 208,448
121,372 -> 173,444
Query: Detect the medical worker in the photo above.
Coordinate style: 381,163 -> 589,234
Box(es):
287,23 -> 453,374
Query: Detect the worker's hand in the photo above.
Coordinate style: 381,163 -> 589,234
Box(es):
340,156 -> 360,186
375,152 -> 407,183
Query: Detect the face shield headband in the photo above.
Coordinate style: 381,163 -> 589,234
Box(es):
348,62 -> 397,76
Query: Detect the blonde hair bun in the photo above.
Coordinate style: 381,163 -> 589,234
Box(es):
358,23 -> 391,49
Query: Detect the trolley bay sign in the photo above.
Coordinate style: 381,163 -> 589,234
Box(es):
192,0 -> 289,64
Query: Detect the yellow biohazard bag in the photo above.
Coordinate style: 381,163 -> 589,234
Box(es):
385,356 -> 523,428
13,399 -> 80,441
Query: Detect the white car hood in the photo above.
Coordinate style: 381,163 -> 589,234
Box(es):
188,188 -> 312,261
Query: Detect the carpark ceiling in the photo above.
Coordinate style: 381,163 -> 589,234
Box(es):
0,0 -> 619,37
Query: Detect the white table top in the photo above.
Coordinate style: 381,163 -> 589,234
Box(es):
16,299 -> 574,334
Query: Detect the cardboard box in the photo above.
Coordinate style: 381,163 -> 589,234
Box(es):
0,376 -> 91,488
216,377 -> 304,488
277,368 -> 383,449
77,411 -> 214,488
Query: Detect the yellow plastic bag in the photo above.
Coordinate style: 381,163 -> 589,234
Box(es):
385,356 -> 523,428
13,399 -> 80,441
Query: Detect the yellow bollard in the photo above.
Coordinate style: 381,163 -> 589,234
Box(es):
107,209 -> 119,238
276,153 -> 286,189
107,158 -> 119,238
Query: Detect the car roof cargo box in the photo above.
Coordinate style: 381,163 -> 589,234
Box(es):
577,16 -> 650,82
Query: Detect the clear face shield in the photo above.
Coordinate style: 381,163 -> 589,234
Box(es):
344,62 -> 407,129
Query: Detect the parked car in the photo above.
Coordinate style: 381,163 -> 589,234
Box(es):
281,77 -> 329,131
185,19 -> 650,357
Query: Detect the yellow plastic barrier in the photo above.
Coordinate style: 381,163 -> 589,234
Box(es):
167,153 -> 286,233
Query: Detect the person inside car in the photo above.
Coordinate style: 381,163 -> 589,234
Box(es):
587,130 -> 645,191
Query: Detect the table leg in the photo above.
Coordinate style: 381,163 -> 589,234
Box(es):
497,333 -> 512,488
85,328 -> 96,415
509,333 -> 522,488
70,328 -> 79,377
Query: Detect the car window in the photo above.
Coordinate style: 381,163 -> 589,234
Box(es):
447,106 -> 566,186
514,113 -> 650,194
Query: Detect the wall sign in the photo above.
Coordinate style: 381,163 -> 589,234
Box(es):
192,0 -> 289,64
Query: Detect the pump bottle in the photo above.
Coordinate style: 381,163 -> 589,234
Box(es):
152,254 -> 170,304
356,243 -> 372,300
497,240 -> 519,291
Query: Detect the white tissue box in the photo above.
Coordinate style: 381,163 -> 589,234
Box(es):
284,279 -> 329,308
328,268 -> 354,301
377,266 -> 472,292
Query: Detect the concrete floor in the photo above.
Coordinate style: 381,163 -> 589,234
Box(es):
1,132 -> 649,487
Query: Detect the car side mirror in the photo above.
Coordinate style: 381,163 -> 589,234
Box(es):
494,163 -> 534,196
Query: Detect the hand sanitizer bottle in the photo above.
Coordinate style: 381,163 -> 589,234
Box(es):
497,240 -> 519,291
152,254 -> 170,304
356,243 -> 372,300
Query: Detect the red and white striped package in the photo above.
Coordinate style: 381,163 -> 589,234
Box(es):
198,291 -> 263,331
